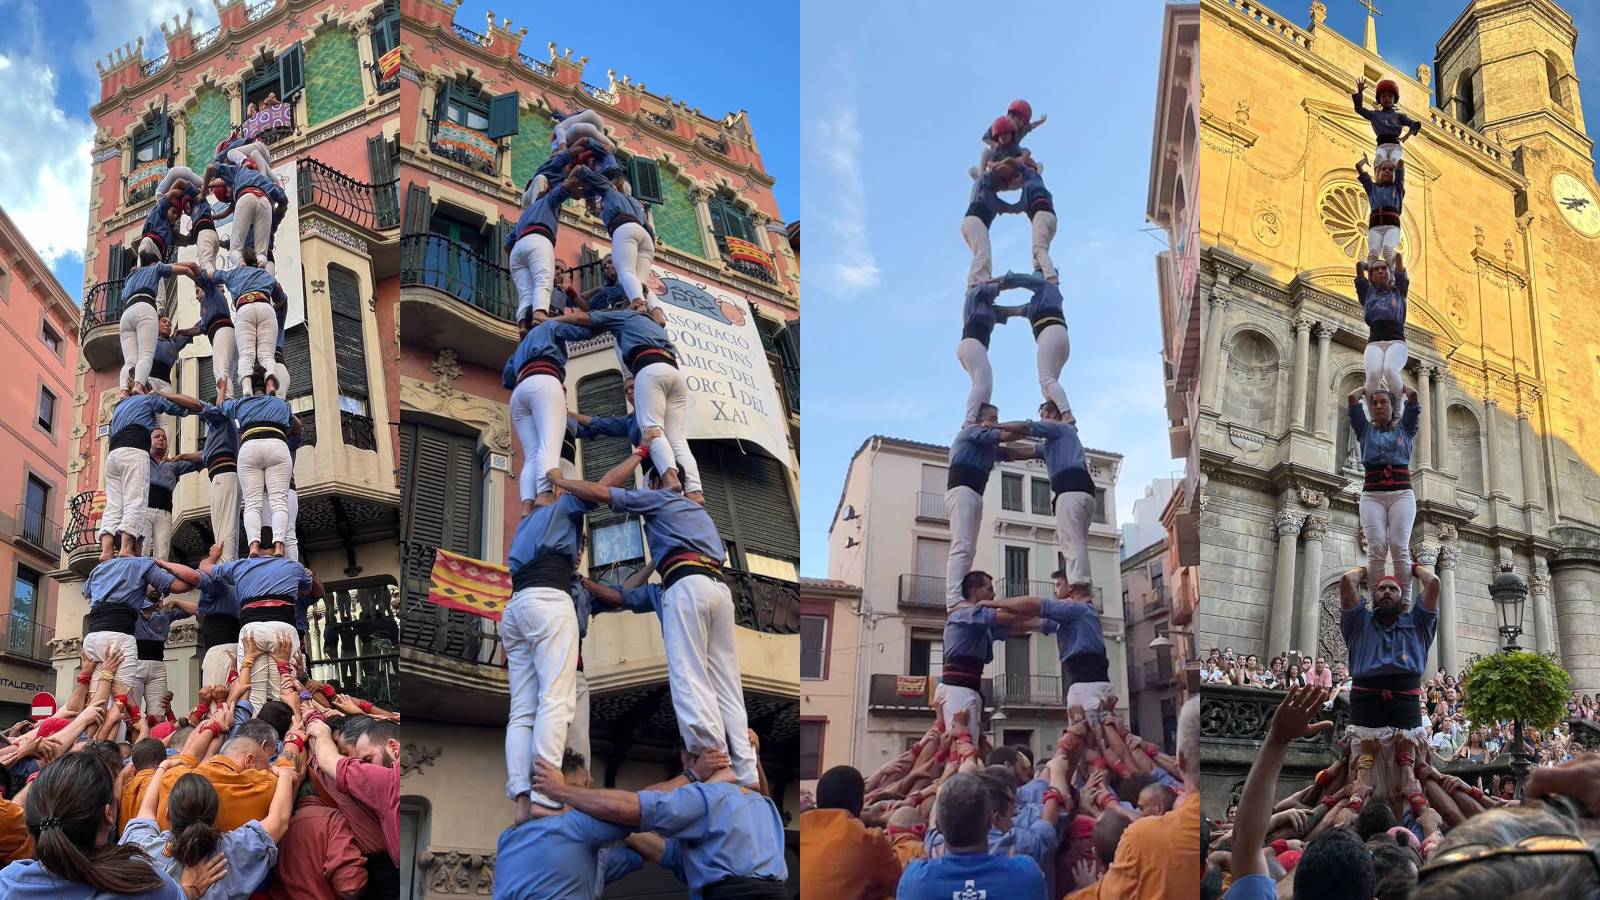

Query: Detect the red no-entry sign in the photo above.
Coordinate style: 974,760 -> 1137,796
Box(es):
31,692 -> 55,721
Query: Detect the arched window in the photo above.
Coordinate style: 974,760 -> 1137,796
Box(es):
1547,52 -> 1568,109
1446,404 -> 1484,494
1455,70 -> 1476,128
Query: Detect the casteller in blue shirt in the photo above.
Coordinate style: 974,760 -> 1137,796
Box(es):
896,850 -> 1047,900
494,810 -> 633,900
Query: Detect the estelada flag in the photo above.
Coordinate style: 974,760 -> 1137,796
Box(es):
428,548 -> 512,621
724,236 -> 774,271
378,47 -> 403,80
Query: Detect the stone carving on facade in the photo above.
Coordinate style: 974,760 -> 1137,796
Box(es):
1415,547 -> 1439,567
1297,487 -> 1326,508
1417,64 -> 1431,88
170,622 -> 199,645
1437,546 -> 1460,569
1253,201 -> 1283,247
1301,514 -> 1328,542
419,850 -> 494,895
429,349 -> 463,397
401,743 -> 443,777
1227,426 -> 1265,462
1438,523 -> 1457,542
1318,582 -> 1347,665
1290,314 -> 1315,335
1275,509 -> 1303,536
1530,572 -> 1550,595
1445,286 -> 1468,330
1321,181 -> 1403,258
400,377 -> 513,454
49,637 -> 83,658
1236,100 -> 1251,126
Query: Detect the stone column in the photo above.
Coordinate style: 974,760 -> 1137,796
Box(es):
352,21 -> 378,104
1416,547 -> 1440,675
1530,566 -> 1551,655
480,458 -> 509,565
690,185 -> 720,260
1298,513 -> 1328,657
1518,391 -> 1543,507
1269,509 -> 1302,657
1313,324 -> 1334,436
749,210 -> 776,254
1484,398 -> 1502,496
1416,365 -> 1434,469
1290,315 -> 1312,430
416,74 -> 442,147
170,109 -> 188,169
1432,370 -> 1449,474
1437,537 -> 1459,676
1551,562 -> 1600,696
1202,292 -> 1230,412
224,81 -> 243,128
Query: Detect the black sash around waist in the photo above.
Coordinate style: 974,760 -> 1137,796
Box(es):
87,605 -> 139,636
1367,321 -> 1406,343
111,425 -> 153,453
1031,314 -> 1066,338
1363,464 -> 1411,493
511,553 -> 575,593
136,639 -> 167,662
1376,133 -> 1401,147
1064,653 -> 1111,684
964,202 -> 996,227
201,614 -> 241,651
204,315 -> 233,338
515,358 -> 565,386
941,656 -> 985,692
139,233 -> 168,256
606,213 -> 649,238
148,360 -> 173,382
702,876 -> 788,900
961,319 -> 993,348
947,463 -> 988,495
207,455 -> 237,479
124,291 -> 157,309
147,485 -> 173,512
361,852 -> 401,900
516,223 -> 555,245
1349,673 -> 1424,728
1369,206 -> 1402,228
661,552 -> 723,590
1051,468 -> 1096,498
1027,196 -> 1055,218
240,595 -> 297,627
240,424 -> 288,444
627,346 -> 677,376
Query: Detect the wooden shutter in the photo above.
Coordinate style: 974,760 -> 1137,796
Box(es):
486,91 -> 520,140
368,136 -> 399,229
373,0 -> 399,56
399,423 -> 480,554
724,204 -> 752,243
576,373 -> 631,528
402,184 -> 431,235
433,82 -> 452,126
283,324 -> 313,400
107,246 -> 134,284
692,441 -> 799,568
492,217 -> 513,269
628,156 -> 663,205
278,42 -> 305,101
579,246 -> 602,292
707,196 -> 728,244
327,266 -> 369,402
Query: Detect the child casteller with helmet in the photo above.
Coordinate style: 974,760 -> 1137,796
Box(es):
976,99 -> 1046,173
1354,77 -> 1420,169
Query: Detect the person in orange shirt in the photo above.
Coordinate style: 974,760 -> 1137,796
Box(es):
1064,696 -> 1203,900
885,805 -> 928,870
0,796 -> 32,864
155,717 -> 290,831
118,738 -> 170,831
799,766 -> 901,900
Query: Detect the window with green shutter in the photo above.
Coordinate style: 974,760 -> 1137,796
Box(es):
1030,478 -> 1052,516
327,265 -> 369,410
627,156 -> 663,205
372,0 -> 399,58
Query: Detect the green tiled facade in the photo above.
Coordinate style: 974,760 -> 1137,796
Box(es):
654,170 -> 704,258
186,89 -> 232,172
508,109 -> 555,190
305,31 -> 364,126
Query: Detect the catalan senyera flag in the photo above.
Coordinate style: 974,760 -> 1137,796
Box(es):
378,47 -> 402,80
427,549 -> 512,621
724,236 -> 774,271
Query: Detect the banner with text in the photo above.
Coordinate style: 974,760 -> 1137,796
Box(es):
642,262 -> 793,470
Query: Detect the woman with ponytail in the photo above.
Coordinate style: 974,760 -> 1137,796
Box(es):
122,752 -> 297,899
0,751 -> 221,899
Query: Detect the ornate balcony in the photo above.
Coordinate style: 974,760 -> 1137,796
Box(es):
868,673 -> 994,716
296,158 -> 399,234
366,60 -> 399,96
81,280 -> 129,370
63,491 -> 104,577
398,234 -> 517,370
517,53 -> 554,78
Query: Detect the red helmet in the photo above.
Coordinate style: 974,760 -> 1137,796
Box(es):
991,116 -> 1018,139
1008,99 -> 1032,121
1375,80 -> 1399,103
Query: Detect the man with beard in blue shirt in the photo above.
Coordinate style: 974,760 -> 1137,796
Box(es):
899,772 -> 1047,900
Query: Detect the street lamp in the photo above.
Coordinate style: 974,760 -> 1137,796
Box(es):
1489,563 -> 1531,794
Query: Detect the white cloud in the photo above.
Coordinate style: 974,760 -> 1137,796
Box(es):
0,56 -> 94,268
806,67 -> 880,297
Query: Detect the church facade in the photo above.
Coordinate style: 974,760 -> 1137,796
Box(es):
1196,0 -> 1600,694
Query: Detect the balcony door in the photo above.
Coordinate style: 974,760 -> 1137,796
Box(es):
9,566 -> 40,658
1004,545 -> 1030,598
22,476 -> 48,549
398,422 -> 488,665
425,211 -> 493,309
913,538 -> 948,606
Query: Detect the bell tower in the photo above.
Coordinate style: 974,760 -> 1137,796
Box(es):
1434,0 -> 1586,145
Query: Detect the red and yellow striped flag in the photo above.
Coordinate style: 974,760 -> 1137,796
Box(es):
428,549 -> 512,621
378,47 -> 403,80
724,236 -> 774,271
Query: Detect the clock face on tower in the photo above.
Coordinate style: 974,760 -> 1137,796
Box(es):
1552,172 -> 1600,237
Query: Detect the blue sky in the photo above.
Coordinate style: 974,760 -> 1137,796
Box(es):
0,0 -> 797,299
797,0 -> 1178,576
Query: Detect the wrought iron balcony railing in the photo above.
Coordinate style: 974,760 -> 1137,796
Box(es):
296,158 -> 399,232
643,110 -> 676,131
141,54 -> 170,78
517,53 -> 554,78
1,614 -> 53,663
365,60 -> 399,96
341,411 -> 377,451
897,574 -> 946,612
916,491 -> 947,522
305,653 -> 398,709
1144,588 -> 1171,617
246,0 -> 278,22
698,135 -> 729,156
400,233 -> 517,323
9,504 -> 61,560
781,363 -> 799,414
728,257 -> 780,285
63,491 -> 102,555
81,280 -> 128,340
244,99 -> 297,147
1002,579 -> 1057,599
998,674 -> 1062,706
428,117 -> 501,178
450,22 -> 487,46
193,24 -> 223,53
868,673 -> 995,712
1200,683 -> 1349,752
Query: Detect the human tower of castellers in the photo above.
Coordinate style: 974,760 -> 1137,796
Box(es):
0,134 -> 402,900
478,106 -> 792,899
795,101 -> 1199,900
